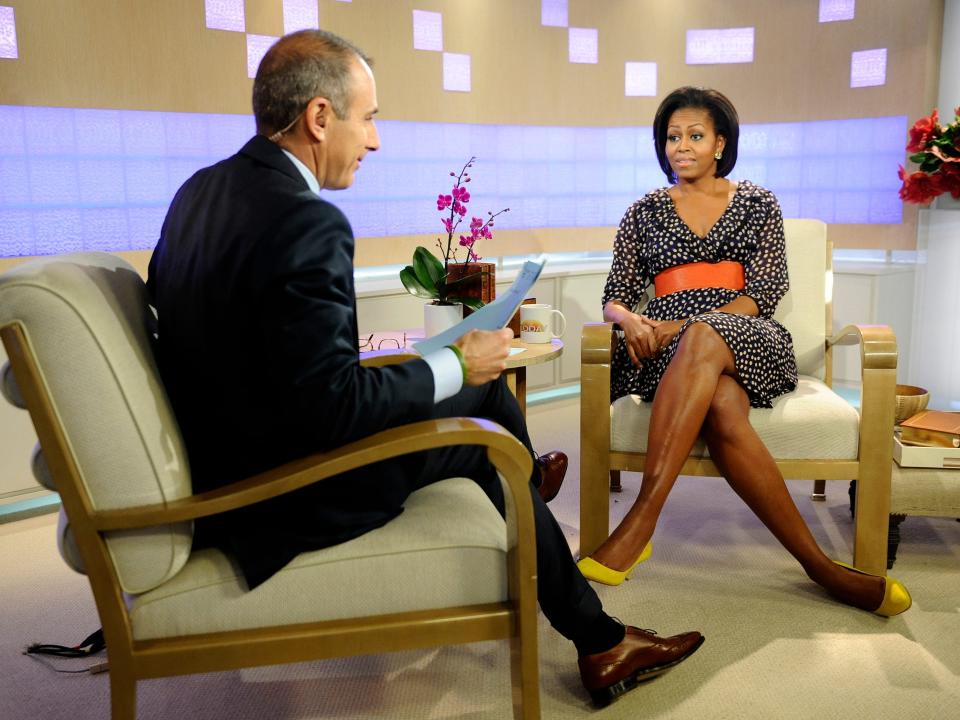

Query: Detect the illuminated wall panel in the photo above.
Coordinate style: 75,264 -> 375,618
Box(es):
625,62 -> 657,96
686,27 -> 754,64
0,5 -> 17,59
850,48 -> 887,88
819,0 -> 855,23
442,52 -> 471,92
246,34 -> 278,79
413,10 -> 443,52
283,0 -> 319,34
0,106 -> 906,257
204,0 -> 245,32
541,0 -> 568,28
569,28 -> 598,64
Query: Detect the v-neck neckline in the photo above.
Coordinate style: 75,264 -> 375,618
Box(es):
665,180 -> 742,241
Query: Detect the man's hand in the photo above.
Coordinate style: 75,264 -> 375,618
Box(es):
454,328 -> 513,386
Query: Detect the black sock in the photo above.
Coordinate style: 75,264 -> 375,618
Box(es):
573,613 -> 626,656
530,454 -> 542,487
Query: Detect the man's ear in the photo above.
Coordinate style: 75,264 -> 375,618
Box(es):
305,96 -> 332,142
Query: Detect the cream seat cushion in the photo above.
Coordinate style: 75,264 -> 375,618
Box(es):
128,478 -> 509,640
611,375 -> 860,460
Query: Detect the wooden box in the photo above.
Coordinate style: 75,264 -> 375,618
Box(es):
445,262 -> 495,316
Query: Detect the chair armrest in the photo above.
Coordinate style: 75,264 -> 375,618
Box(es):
826,324 -> 897,371
582,322 -> 617,365
92,417 -> 533,531
827,323 -> 898,437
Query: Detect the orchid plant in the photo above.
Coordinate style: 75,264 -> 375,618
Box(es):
400,157 -> 509,308
898,106 -> 960,205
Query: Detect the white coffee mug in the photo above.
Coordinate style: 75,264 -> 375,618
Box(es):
520,304 -> 566,343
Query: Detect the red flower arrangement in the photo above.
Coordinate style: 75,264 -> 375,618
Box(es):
898,107 -> 960,205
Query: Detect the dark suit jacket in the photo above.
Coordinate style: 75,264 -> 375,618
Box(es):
148,136 -> 436,588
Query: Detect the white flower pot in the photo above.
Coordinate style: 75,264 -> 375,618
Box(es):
424,302 -> 463,338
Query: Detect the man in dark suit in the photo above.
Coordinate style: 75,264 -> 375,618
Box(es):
147,29 -> 703,706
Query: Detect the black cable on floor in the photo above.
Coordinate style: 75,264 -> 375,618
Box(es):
23,628 -> 107,673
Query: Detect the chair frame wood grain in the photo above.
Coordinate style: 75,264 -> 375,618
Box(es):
1,329 -> 541,720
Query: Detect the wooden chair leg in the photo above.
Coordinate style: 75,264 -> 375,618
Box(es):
509,624 -> 541,719
610,469 -> 622,493
810,479 -> 826,501
109,667 -> 136,720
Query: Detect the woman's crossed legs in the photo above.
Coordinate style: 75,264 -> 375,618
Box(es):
589,321 -> 885,610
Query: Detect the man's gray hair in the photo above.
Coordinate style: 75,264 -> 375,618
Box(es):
252,30 -> 371,136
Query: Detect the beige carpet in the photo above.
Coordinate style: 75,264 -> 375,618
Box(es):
1,396 -> 958,719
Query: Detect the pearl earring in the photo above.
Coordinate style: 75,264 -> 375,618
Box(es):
714,150 -> 722,160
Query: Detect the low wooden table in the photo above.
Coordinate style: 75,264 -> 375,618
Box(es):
360,331 -> 563,417
504,338 -> 564,416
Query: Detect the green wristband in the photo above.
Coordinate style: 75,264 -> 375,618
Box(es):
446,344 -> 468,382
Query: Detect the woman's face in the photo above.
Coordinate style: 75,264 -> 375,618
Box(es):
664,106 -> 725,183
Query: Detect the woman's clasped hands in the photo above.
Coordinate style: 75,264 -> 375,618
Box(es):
620,312 -> 685,366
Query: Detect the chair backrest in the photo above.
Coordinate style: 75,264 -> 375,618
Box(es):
775,219 -> 829,380
0,252 -> 192,594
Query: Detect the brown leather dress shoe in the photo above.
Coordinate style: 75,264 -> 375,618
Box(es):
578,626 -> 704,707
534,450 -> 567,502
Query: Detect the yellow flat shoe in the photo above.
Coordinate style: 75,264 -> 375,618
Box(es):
833,561 -> 912,617
577,542 -> 653,586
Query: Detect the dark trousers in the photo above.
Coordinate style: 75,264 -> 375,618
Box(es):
216,378 -> 605,635
411,377 -> 603,643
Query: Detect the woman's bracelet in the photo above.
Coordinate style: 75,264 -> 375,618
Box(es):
446,344 -> 468,382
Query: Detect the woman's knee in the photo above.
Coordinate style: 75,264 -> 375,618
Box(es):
674,322 -> 731,367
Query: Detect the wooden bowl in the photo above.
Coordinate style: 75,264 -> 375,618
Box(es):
894,384 -> 929,425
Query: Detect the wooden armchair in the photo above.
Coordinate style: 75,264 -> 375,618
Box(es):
579,219 -> 897,575
0,253 -> 540,719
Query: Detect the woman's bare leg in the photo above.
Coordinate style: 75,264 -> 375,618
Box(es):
590,323 -> 736,571
701,375 -> 884,610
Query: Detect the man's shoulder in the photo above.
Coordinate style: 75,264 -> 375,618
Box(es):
178,141 -> 347,219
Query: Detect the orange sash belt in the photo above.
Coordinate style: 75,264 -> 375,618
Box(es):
653,261 -> 745,298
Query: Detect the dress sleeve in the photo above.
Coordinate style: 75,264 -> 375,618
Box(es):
602,202 -> 652,311
743,192 -> 788,318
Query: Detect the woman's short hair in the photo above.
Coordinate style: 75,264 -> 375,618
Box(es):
252,29 -> 371,136
652,87 -> 740,183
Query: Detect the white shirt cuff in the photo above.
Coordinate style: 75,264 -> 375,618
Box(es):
424,347 -> 464,403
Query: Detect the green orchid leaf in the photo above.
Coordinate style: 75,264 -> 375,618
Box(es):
908,152 -> 929,164
412,246 -> 444,291
919,157 -> 942,173
400,266 -> 436,299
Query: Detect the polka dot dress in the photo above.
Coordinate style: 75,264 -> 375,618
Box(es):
602,180 -> 798,408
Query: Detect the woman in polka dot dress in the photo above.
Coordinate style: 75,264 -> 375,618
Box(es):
577,87 -> 911,617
